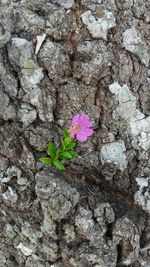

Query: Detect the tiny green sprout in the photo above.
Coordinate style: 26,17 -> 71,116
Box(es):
39,129 -> 78,170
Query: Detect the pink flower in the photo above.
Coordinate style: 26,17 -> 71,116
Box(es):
69,114 -> 94,142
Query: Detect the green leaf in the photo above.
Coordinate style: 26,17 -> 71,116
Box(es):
60,141 -> 65,152
48,142 -> 56,159
56,148 -> 60,159
60,151 -> 73,159
53,159 -> 65,170
39,157 -> 52,165
64,137 -> 73,146
63,129 -> 70,138
66,141 -> 76,150
68,151 -> 78,158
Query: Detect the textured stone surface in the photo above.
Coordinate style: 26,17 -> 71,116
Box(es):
0,0 -> 150,266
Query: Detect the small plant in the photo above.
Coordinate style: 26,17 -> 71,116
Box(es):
39,114 -> 93,170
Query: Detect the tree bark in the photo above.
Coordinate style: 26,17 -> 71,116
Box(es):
0,0 -> 150,266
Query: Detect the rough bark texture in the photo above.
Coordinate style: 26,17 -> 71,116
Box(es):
0,0 -> 150,266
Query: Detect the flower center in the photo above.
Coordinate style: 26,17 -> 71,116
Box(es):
74,124 -> 79,132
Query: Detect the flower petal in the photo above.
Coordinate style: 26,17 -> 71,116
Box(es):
79,114 -> 92,128
71,114 -> 80,126
76,130 -> 88,142
85,127 -> 94,137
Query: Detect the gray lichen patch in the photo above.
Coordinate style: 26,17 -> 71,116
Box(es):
63,223 -> 76,243
8,37 -> 56,123
123,27 -> 150,67
134,176 -> 150,214
8,38 -> 44,105
41,215 -> 57,239
109,82 -> 150,152
100,141 -> 127,171
16,242 -> 34,257
17,103 -> 37,127
81,9 -> 116,40
109,82 -> 138,121
0,165 -> 22,184
94,203 -> 115,225
75,207 -> 94,236
2,186 -> 18,204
